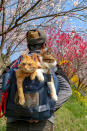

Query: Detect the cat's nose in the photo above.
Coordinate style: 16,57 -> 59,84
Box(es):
25,65 -> 28,68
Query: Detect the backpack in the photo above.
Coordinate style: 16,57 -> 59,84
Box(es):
0,57 -> 60,120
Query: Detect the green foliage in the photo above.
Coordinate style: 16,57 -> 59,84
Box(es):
54,94 -> 87,131
0,116 -> 6,131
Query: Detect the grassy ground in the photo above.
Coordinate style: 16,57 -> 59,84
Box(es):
0,93 -> 87,131
0,116 -> 6,131
54,94 -> 87,131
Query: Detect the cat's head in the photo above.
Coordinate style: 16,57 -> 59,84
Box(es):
39,48 -> 57,68
19,54 -> 38,73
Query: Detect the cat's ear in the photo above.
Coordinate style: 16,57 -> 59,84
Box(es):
47,48 -> 56,59
21,51 -> 26,57
47,47 -> 52,52
22,54 -> 27,59
32,54 -> 38,62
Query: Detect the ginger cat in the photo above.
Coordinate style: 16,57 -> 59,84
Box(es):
36,48 -> 58,102
15,54 -> 38,105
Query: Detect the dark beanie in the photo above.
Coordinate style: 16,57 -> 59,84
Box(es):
26,29 -> 47,51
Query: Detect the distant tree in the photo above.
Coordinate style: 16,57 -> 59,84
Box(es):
47,28 -> 87,94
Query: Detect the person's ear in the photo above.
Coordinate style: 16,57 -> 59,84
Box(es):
42,43 -> 46,50
41,43 -> 46,53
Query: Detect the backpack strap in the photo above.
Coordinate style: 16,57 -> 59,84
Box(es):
0,90 -> 8,118
11,55 -> 23,69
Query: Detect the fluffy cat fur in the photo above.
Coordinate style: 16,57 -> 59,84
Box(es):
36,48 -> 58,102
15,54 -> 38,105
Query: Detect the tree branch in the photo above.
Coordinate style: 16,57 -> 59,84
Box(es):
17,6 -> 87,26
15,0 -> 42,25
10,36 -> 26,57
0,0 -> 4,12
7,0 -> 20,32
0,5 -> 87,36
1,1 -> 5,53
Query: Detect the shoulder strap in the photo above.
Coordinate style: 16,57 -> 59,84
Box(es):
11,55 -> 23,69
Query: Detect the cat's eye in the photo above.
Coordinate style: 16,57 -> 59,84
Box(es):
22,63 -> 26,66
28,64 -> 32,66
47,51 -> 50,55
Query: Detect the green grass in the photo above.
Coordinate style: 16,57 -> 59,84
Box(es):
0,94 -> 87,131
54,94 -> 87,131
0,116 -> 6,131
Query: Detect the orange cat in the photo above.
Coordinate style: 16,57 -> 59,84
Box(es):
15,54 -> 38,105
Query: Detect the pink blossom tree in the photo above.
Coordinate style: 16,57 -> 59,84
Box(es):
46,28 -> 87,94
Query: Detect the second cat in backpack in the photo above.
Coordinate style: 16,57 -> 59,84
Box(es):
36,48 -> 58,102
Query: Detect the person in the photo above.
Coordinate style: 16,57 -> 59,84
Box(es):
5,29 -> 72,131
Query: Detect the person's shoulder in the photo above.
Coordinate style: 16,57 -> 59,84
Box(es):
55,64 -> 64,73
55,64 -> 70,83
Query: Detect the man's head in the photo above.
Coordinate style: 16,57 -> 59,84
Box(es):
26,29 -> 47,51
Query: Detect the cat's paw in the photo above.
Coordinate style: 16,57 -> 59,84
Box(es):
30,75 -> 36,80
38,75 -> 44,82
47,82 -> 52,86
47,82 -> 58,102
50,92 -> 58,102
19,99 -> 25,105
52,95 -> 58,102
36,69 -> 44,82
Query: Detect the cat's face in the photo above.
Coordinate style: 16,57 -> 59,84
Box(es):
19,55 -> 38,73
39,48 -> 57,68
